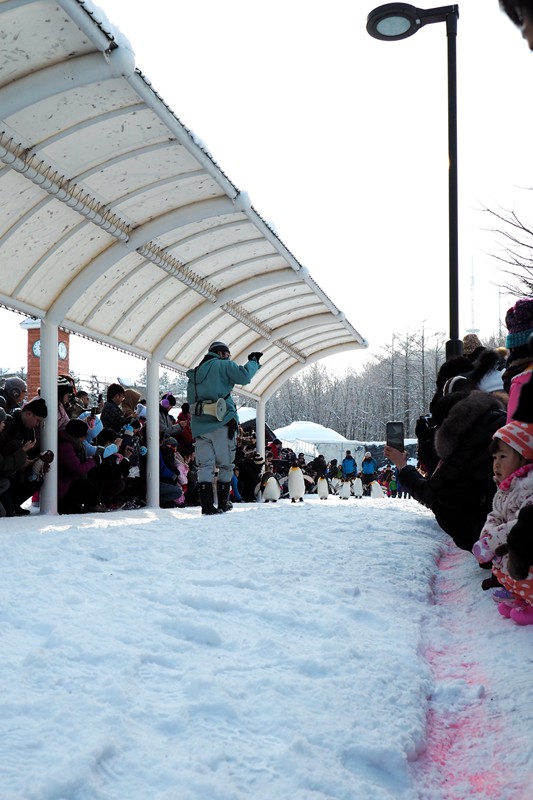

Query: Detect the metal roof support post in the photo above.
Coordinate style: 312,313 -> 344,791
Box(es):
145,356 -> 160,509
255,400 -> 266,460
39,319 -> 59,514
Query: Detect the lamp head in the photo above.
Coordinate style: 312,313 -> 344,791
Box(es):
367,4 -> 458,40
366,3 -> 421,40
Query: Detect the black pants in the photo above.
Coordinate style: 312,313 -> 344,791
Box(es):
58,477 -> 100,514
3,476 -> 44,515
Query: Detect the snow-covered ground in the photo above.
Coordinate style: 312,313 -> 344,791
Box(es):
1,497 -> 531,799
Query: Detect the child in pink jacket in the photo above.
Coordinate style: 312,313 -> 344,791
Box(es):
472,419 -> 533,625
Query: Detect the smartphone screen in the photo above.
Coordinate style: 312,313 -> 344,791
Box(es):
386,421 -> 404,452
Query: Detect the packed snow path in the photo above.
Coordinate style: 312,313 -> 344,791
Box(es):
0,498 -> 531,799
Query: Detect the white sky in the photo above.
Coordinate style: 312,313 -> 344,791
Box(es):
2,496 -> 532,797
2,0 -> 532,378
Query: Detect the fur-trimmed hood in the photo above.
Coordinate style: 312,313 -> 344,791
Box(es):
470,347 -> 505,384
442,348 -> 506,395
434,390 -> 506,460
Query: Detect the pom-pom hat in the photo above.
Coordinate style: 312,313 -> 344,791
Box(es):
209,341 -> 230,354
505,298 -> 533,349
493,420 -> 533,460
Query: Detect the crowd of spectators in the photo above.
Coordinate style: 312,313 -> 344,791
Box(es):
1,293 -> 533,625
383,298 -> 533,625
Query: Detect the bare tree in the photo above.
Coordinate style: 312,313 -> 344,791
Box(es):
485,204 -> 533,297
266,325 -> 450,439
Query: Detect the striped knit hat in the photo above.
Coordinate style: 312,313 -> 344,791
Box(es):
493,420 -> 533,460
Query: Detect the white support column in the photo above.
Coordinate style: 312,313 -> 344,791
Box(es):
145,357 -> 160,508
39,320 -> 59,515
255,400 -> 266,458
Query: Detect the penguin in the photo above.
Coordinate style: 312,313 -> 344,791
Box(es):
370,481 -> 385,498
330,478 -> 341,496
260,471 -> 281,503
352,476 -> 364,498
338,479 -> 351,500
317,475 -> 329,500
288,461 -> 306,503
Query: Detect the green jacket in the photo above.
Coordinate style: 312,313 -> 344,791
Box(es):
186,351 -> 260,436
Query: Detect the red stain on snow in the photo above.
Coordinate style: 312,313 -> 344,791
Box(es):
416,548 -> 509,799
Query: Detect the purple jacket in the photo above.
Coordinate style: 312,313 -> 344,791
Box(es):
57,429 -> 98,499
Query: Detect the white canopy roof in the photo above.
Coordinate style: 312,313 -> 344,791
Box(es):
0,0 -> 367,401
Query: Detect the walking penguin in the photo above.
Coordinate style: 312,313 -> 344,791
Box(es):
370,481 -> 385,498
260,471 -> 281,503
338,479 -> 351,500
353,476 -> 364,498
288,460 -> 306,503
317,475 -> 329,500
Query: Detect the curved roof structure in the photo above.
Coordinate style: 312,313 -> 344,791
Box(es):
0,0 -> 367,401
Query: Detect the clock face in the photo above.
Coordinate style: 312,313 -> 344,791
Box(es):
58,341 -> 68,360
32,339 -> 41,358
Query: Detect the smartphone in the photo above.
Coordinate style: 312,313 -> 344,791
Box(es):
386,421 -> 404,452
90,407 -> 97,418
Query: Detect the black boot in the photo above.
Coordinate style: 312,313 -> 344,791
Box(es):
199,482 -> 222,515
217,482 -> 232,512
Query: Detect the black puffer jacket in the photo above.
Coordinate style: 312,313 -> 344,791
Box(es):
399,391 -> 507,551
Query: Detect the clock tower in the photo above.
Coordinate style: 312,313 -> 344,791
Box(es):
21,319 -> 70,397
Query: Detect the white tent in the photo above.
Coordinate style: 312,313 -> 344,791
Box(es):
274,421 -> 366,465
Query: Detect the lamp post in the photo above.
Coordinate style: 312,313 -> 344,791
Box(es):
366,4 -> 462,360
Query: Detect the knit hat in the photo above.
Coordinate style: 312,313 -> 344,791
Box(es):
364,451 -> 371,458
493,420 -> 533,460
434,356 -> 473,393
462,333 -> 482,355
209,341 -> 230,354
65,418 -> 89,438
4,377 -> 27,399
23,397 -> 48,418
505,298 -> 533,349
164,437 -> 178,448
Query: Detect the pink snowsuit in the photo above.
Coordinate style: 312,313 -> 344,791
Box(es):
472,464 -> 533,565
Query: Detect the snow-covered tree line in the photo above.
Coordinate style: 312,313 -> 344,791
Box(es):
265,328 -> 501,440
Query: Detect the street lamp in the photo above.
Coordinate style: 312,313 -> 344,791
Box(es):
366,4 -> 462,360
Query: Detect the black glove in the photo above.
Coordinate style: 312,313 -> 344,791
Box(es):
248,352 -> 263,363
